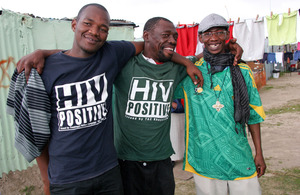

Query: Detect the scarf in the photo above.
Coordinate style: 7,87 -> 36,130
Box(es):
203,48 -> 250,135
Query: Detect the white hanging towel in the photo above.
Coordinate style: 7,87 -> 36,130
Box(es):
275,52 -> 283,64
233,18 -> 265,61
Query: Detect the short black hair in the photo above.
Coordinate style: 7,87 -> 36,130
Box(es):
144,17 -> 173,32
77,3 -> 108,20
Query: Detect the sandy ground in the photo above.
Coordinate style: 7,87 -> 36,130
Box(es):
1,72 -> 300,195
258,72 -> 300,171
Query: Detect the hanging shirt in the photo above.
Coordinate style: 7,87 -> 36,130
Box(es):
267,53 -> 276,63
284,52 -> 293,61
266,11 -> 297,46
294,50 -> 300,61
233,18 -> 265,61
275,52 -> 283,63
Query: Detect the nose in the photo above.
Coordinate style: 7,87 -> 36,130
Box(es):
168,35 -> 177,45
89,26 -> 100,36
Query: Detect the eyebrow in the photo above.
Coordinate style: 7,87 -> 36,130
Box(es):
84,18 -> 109,29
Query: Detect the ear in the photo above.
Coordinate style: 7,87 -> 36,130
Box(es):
198,34 -> 204,43
143,31 -> 149,42
71,19 -> 77,32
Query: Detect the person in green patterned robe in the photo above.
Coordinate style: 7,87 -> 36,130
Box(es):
174,13 -> 266,195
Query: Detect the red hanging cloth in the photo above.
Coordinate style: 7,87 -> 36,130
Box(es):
176,24 -> 199,56
226,21 -> 234,43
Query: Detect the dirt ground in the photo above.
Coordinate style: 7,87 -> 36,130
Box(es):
1,72 -> 300,195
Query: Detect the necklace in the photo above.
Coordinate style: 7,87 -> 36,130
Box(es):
212,70 -> 227,112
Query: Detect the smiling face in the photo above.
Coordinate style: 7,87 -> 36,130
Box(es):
70,5 -> 110,58
199,27 -> 229,55
143,19 -> 178,63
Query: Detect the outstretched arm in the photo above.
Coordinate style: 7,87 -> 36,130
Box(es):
171,52 -> 203,87
131,41 -> 203,86
131,41 -> 144,56
17,49 -> 61,79
248,123 -> 266,178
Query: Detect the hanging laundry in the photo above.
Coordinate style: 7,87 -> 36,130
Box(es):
275,52 -> 283,63
262,53 -> 268,62
264,37 -> 270,53
297,9 -> 300,43
284,52 -> 293,61
233,18 -> 265,61
267,53 -> 276,63
195,39 -> 204,55
266,10 -> 297,46
176,24 -> 199,56
294,50 -> 300,61
226,21 -> 234,43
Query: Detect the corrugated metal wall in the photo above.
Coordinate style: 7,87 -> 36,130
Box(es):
0,9 -> 135,175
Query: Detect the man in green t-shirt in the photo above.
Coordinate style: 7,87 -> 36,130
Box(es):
113,17 -> 193,195
174,13 -> 266,195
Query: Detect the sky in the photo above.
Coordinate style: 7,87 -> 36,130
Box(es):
1,0 -> 299,38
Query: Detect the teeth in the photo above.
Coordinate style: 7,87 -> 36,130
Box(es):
209,44 -> 219,49
165,48 -> 174,51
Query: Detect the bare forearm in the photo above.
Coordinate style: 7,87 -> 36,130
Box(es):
36,145 -> 50,195
249,123 -> 263,156
249,123 -> 266,177
171,52 -> 193,67
39,49 -> 62,58
17,49 -> 62,79
171,52 -> 203,86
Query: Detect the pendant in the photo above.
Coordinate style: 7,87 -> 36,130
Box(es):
194,86 -> 203,95
212,100 -> 224,112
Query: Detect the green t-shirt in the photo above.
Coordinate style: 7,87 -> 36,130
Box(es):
114,53 -> 187,161
174,58 -> 265,180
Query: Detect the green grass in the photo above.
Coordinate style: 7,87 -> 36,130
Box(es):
259,168 -> 300,195
261,85 -> 274,91
20,185 -> 35,195
265,103 -> 300,116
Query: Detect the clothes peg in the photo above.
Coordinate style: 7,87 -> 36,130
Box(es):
270,11 -> 273,17
256,14 -> 259,20
237,17 -> 240,23
288,8 -> 290,15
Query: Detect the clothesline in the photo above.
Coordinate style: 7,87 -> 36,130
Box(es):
228,8 -> 294,23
